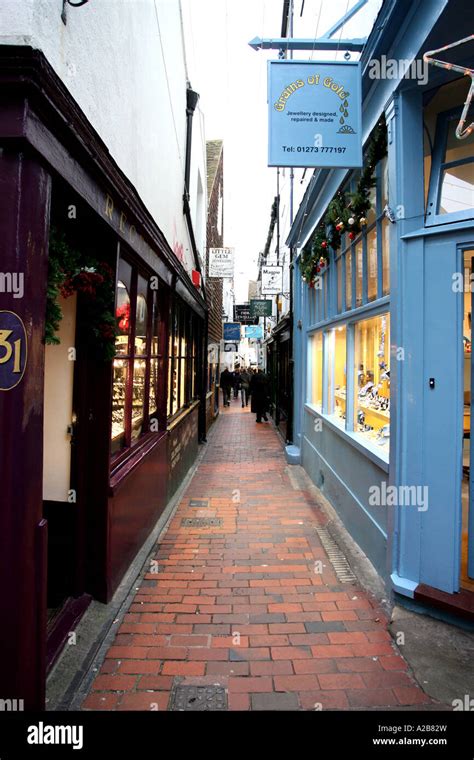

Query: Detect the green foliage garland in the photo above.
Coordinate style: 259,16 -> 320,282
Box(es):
300,116 -> 387,287
45,227 -> 117,361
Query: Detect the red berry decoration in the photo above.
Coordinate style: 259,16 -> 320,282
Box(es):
349,232 -> 355,240
316,265 -> 321,273
321,240 -> 327,248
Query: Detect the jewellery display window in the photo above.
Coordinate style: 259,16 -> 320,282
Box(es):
111,259 -> 132,455
309,331 -> 323,411
111,252 -> 164,460
167,297 -> 200,419
353,312 -> 390,449
328,326 -> 347,422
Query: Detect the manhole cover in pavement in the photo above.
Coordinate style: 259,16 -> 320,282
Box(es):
169,685 -> 227,711
189,499 -> 209,508
181,517 -> 223,527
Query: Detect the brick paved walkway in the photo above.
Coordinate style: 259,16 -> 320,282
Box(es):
82,397 -> 431,711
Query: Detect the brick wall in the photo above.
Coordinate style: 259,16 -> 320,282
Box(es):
206,145 -> 223,344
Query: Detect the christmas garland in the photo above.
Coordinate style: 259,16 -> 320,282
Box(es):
45,227 -> 117,360
300,115 -> 387,286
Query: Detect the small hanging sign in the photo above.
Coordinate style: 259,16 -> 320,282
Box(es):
268,60 -> 362,168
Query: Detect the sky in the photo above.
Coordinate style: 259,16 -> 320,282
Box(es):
182,0 -> 383,301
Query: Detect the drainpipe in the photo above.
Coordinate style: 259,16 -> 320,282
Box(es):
183,84 -> 208,442
183,85 -> 206,297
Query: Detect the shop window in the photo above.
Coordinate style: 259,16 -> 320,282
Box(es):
354,313 -> 390,450
167,298 -> 199,418
336,256 -> 342,313
367,227 -> 377,302
345,249 -> 352,310
111,256 -> 163,458
425,78 -> 474,224
355,241 -> 363,307
381,216 -> 390,296
326,326 -> 346,422
381,156 -> 389,208
309,332 -> 323,409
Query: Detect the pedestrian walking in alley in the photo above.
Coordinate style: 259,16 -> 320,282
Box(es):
219,367 -> 233,407
233,368 -> 241,399
249,368 -> 270,423
240,367 -> 251,407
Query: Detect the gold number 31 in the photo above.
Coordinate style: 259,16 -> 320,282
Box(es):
0,329 -> 22,373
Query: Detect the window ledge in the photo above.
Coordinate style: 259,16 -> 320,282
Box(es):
402,218 -> 474,240
304,403 -> 389,472
110,430 -> 168,495
167,399 -> 200,432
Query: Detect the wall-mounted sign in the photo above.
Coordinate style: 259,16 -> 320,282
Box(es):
0,311 -> 28,391
224,343 -> 238,352
245,325 -> 264,340
268,60 -> 362,168
208,247 -> 234,278
261,266 -> 283,295
250,299 -> 272,317
223,322 -> 241,341
233,304 -> 254,324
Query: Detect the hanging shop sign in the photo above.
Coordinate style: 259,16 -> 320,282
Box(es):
268,60 -> 362,168
261,265 -> 283,295
223,322 -> 241,341
208,247 -> 235,278
245,325 -> 264,340
0,311 -> 28,391
233,304 -> 254,324
224,343 -> 238,352
250,299 -> 272,317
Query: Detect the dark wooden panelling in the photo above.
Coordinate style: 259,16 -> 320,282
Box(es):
0,151 -> 51,709
107,435 -> 168,599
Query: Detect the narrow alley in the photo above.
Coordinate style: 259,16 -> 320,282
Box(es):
82,400 -> 430,712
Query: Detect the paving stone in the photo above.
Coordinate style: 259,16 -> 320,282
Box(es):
251,693 -> 299,711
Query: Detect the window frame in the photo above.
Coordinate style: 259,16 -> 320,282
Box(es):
110,252 -> 166,469
305,153 -> 390,463
426,105 -> 474,226
307,305 -> 390,463
167,295 -> 200,421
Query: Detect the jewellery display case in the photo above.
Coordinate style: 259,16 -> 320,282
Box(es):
354,312 -> 390,448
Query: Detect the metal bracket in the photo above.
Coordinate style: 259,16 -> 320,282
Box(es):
249,0 -> 368,54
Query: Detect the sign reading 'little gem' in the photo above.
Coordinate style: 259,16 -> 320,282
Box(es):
0,311 -> 28,391
268,60 -> 362,168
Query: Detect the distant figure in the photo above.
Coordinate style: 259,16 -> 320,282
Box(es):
249,369 -> 270,423
233,368 -> 241,399
219,368 -> 233,407
240,368 -> 251,408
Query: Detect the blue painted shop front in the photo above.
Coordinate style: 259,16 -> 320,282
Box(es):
288,0 -> 474,618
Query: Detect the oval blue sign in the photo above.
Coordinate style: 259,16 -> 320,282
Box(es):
0,311 -> 28,391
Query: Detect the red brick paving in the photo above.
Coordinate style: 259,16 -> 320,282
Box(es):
82,398 -> 431,711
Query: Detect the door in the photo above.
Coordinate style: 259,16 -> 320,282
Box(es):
465,250 -> 474,587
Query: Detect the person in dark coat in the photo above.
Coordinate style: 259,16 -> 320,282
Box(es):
249,369 -> 270,423
219,368 -> 233,407
233,368 -> 241,399
240,368 -> 251,408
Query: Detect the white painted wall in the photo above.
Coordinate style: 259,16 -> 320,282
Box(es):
43,294 -> 76,502
0,0 -> 207,277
